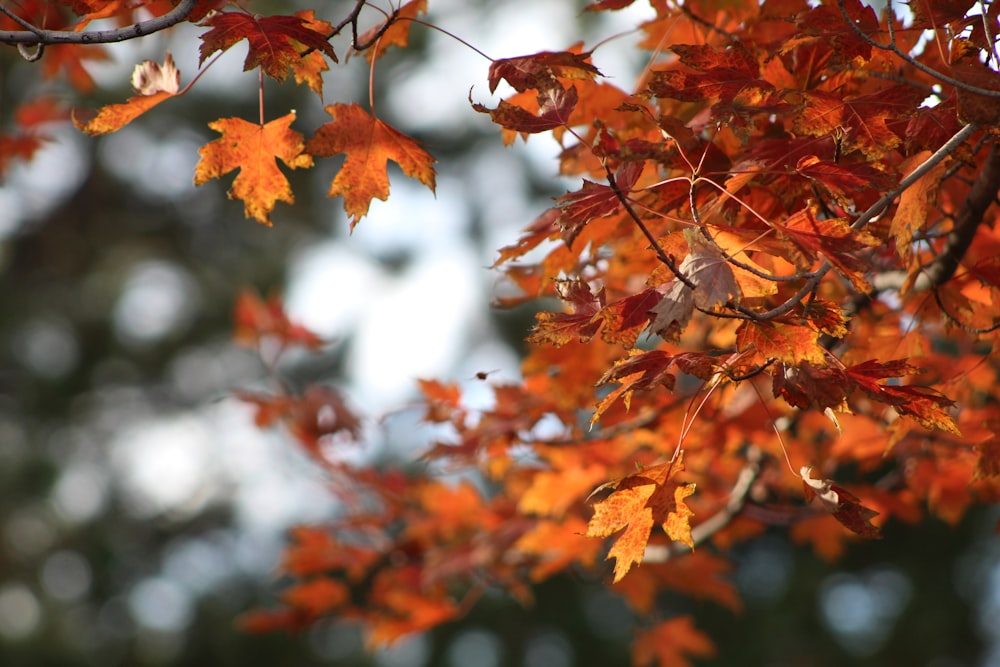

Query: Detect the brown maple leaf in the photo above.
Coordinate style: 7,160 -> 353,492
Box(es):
306,103 -> 437,227
193,113 -> 314,225
801,466 -> 882,539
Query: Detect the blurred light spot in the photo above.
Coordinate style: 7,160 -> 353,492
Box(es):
40,550 -> 92,602
584,589 -> 633,641
168,343 -> 257,402
0,583 -> 42,640
819,567 -> 912,656
736,536 -> 793,605
446,628 -> 502,667
348,250 -> 482,410
524,630 -> 573,667
1,129 -> 89,228
13,316 -> 79,378
97,595 -> 134,640
111,415 -> 216,517
4,508 -> 56,559
51,461 -> 110,523
309,619 -> 364,661
163,536 -> 232,594
113,261 -> 199,347
286,242 -> 385,339
128,576 -> 193,632
376,632 -> 430,667
99,127 -> 200,201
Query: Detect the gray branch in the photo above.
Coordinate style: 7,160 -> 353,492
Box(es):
875,142 -> 1000,293
0,0 -> 195,47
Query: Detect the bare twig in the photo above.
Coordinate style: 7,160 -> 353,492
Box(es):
0,0 -> 196,48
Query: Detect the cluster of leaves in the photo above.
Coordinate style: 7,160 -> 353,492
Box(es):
5,0 -> 1000,664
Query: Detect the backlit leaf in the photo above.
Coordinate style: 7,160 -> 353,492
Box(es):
586,454 -> 694,582
306,103 -> 437,227
194,113 -> 314,225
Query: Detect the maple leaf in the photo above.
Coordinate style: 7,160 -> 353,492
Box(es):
595,286 -> 662,347
232,288 -> 324,350
801,466 -> 882,539
286,11 -> 335,98
488,50 -> 601,94
528,279 -> 605,346
891,150 -> 948,260
648,280 -> 695,342
367,568 -> 459,645
774,208 -> 878,291
198,11 -> 336,81
281,578 -> 349,617
306,103 -> 437,227
736,319 -> 826,365
649,42 -> 776,110
587,454 -> 695,582
793,86 -> 928,160
73,53 -> 180,135
557,161 -> 642,246
949,38 -> 1000,126
194,113 -> 313,225
632,616 -> 716,667
679,231 -> 741,310
472,85 -> 579,136
358,0 -> 427,62
844,360 -> 960,434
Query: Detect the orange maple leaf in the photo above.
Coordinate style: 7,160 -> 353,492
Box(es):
306,103 -> 437,227
586,454 -> 696,582
73,53 -> 179,135
632,616 -> 716,667
359,0 -> 427,62
194,113 -> 314,225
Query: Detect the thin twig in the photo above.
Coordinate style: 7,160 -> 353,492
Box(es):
751,123 -> 978,322
836,0 -> 1000,98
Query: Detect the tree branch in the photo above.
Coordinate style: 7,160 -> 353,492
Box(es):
752,123 -> 978,321
0,0 -> 196,48
911,143 -> 1000,291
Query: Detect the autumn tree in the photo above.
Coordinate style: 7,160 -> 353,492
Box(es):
3,0 -> 1000,665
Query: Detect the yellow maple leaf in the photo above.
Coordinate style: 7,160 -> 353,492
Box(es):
586,454 -> 696,582
193,113 -> 314,226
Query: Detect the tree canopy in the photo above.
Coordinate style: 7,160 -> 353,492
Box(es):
3,0 -> 1000,665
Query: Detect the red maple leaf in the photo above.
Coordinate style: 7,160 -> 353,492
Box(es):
198,11 -> 336,81
488,50 -> 601,93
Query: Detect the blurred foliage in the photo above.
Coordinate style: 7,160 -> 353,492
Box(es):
0,1 -> 998,666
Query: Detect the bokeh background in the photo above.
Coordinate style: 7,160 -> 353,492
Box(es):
1,1 -> 999,665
